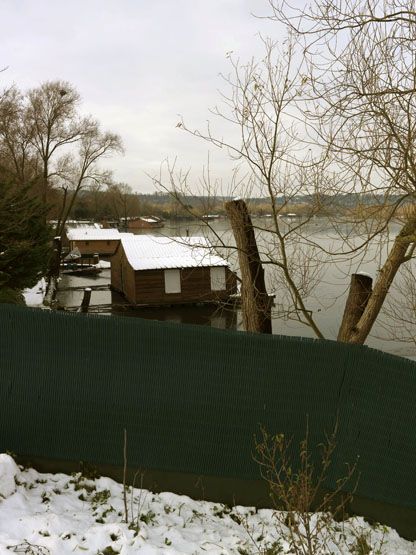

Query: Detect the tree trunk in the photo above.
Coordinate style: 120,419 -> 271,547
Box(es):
42,161 -> 48,209
44,276 -> 58,306
337,273 -> 373,342
44,236 -> 62,305
340,218 -> 416,344
225,199 -> 272,334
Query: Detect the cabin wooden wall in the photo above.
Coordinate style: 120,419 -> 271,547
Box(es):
111,248 -> 137,303
70,239 -> 120,257
133,266 -> 237,305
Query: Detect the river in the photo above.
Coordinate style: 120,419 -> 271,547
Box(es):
56,217 -> 416,360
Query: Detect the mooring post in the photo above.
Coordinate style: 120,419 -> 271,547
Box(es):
79,287 -> 92,313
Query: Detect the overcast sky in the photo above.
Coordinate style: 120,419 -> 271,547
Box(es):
2,0 -> 287,193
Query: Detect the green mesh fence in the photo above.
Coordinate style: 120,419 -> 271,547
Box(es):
1,304 -> 416,511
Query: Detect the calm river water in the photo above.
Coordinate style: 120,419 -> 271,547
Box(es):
57,217 -> 416,360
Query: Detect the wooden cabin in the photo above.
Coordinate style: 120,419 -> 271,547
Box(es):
66,227 -> 121,258
124,216 -> 164,230
111,234 -> 237,306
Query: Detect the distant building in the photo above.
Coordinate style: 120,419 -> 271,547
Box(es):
123,216 -> 164,230
66,227 -> 121,258
111,234 -> 237,306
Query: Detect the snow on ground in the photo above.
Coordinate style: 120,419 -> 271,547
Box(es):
23,279 -> 46,307
0,456 -> 415,554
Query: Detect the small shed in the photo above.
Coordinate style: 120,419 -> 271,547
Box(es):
66,227 -> 121,257
111,234 -> 237,306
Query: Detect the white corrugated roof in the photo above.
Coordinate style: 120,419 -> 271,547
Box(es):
65,221 -> 103,229
140,217 -> 159,223
120,235 -> 229,271
67,228 -> 121,241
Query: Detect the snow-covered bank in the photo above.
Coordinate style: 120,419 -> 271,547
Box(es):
0,455 -> 415,554
23,278 -> 46,307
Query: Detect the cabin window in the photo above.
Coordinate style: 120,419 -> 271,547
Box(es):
164,269 -> 181,294
210,266 -> 226,291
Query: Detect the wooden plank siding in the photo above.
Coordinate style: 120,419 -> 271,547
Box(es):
111,247 -> 137,303
134,267 -> 237,305
69,239 -> 120,257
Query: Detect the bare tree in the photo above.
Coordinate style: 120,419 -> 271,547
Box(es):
264,0 -> 416,344
268,0 -> 416,59
0,87 -> 39,186
24,81 -> 87,207
154,39 -> 335,338
106,182 -> 136,224
155,10 -> 416,347
20,81 -> 84,211
0,80 -> 123,299
54,122 -> 123,237
0,80 -> 123,221
41,123 -> 123,282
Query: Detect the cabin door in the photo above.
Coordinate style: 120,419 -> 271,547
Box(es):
164,269 -> 181,294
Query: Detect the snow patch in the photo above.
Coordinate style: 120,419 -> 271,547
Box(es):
0,457 -> 414,554
0,454 -> 19,498
96,260 -> 111,269
355,271 -> 373,278
23,278 -> 46,307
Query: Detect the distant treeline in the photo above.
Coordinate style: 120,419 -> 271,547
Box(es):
54,186 -> 414,223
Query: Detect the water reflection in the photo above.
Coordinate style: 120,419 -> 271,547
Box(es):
57,269 -> 240,331
57,270 -> 112,309
110,290 -> 238,330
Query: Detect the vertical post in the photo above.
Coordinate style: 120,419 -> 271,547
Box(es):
79,287 -> 92,313
225,199 -> 272,334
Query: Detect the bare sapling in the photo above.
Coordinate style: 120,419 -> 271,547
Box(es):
122,429 -> 148,533
254,420 -> 358,554
123,428 -> 129,523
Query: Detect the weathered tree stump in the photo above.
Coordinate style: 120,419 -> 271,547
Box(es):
337,273 -> 373,342
225,199 -> 272,334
